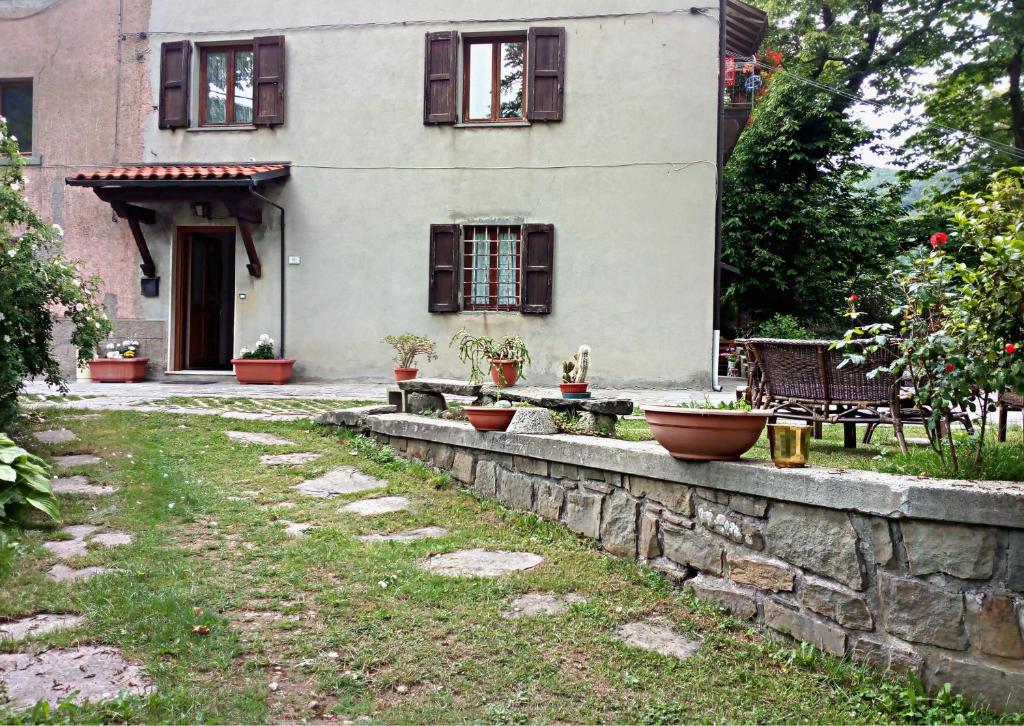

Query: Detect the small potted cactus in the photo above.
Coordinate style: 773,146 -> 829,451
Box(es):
560,345 -> 590,397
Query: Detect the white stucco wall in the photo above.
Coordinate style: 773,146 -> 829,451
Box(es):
139,0 -> 720,387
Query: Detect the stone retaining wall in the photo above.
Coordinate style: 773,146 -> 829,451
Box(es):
329,411 -> 1024,712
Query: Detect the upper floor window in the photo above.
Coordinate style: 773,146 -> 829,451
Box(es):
200,45 -> 254,126
463,36 -> 525,123
0,80 -> 32,154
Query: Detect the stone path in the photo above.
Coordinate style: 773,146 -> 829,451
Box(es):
0,645 -> 151,709
225,431 -> 294,446
0,613 -> 85,641
42,525 -> 132,559
51,475 -> 114,496
419,549 -> 543,577
260,452 -> 322,466
613,620 -> 701,660
51,454 -> 102,469
502,592 -> 586,619
33,429 -> 78,444
340,496 -> 410,516
295,467 -> 386,498
47,564 -> 118,582
358,526 -> 449,543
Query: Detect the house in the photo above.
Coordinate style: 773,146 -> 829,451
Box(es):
7,0 -> 767,386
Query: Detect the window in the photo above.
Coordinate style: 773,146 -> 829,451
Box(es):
462,36 -> 526,123
199,45 -> 254,126
0,80 -> 32,154
462,225 -> 522,310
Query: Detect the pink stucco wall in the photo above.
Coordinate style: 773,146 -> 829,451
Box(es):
0,0 -> 151,319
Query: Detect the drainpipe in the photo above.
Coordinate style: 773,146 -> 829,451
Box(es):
247,185 -> 287,357
711,0 -> 727,392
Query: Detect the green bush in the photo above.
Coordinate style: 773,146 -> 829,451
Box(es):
755,313 -> 815,340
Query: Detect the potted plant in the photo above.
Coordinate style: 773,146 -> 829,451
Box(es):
464,399 -> 517,432
560,345 -> 591,397
231,334 -> 295,385
450,328 -> 531,387
383,334 -> 437,382
89,338 -> 149,383
643,399 -> 769,461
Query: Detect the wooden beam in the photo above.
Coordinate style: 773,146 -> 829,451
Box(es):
236,218 -> 262,278
109,201 -> 156,224
225,199 -> 263,225
110,201 -> 157,278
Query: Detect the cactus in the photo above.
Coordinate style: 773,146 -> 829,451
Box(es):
561,345 -> 591,383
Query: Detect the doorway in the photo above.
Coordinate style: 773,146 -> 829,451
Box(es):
174,227 -> 236,370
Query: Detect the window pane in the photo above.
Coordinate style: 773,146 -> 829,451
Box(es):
204,52 -> 228,123
1,84 -> 32,153
467,43 -> 493,119
470,228 -> 490,305
497,229 -> 518,304
233,50 -> 253,123
498,42 -> 524,119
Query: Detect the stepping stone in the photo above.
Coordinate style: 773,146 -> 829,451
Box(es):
0,645 -> 151,709
52,476 -> 114,496
339,496 -> 409,516
46,564 -> 117,582
260,452 -> 322,466
225,431 -> 293,446
224,411 -> 305,422
42,526 -> 130,560
33,429 -> 78,444
502,592 -> 586,619
90,532 -> 133,547
358,526 -> 449,543
277,520 -> 314,538
52,454 -> 102,469
43,539 -> 89,559
613,620 -> 700,660
63,524 -> 101,539
295,466 -> 385,498
259,501 -> 296,510
419,549 -> 543,577
0,613 -> 85,642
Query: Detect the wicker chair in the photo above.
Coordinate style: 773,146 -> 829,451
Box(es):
738,338 -> 912,451
998,389 -> 1024,442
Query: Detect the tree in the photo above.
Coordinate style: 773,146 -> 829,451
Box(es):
0,117 -> 110,427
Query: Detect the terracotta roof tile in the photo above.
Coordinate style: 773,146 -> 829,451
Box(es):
69,163 -> 289,182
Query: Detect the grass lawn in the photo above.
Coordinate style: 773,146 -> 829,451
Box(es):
0,409 -> 1017,723
617,417 -> 1024,481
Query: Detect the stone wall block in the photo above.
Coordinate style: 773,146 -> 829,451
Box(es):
601,490 -> 640,558
763,598 -> 848,657
726,552 -> 795,592
868,518 -> 894,568
550,462 -> 580,480
535,480 -> 566,522
450,450 -> 476,485
928,656 -> 1024,713
406,439 -> 430,463
473,460 -> 497,500
639,511 -> 661,559
977,593 -> 1024,659
626,476 -> 693,515
662,524 -> 724,576
901,521 -> 996,580
730,494 -> 769,518
582,479 -> 615,495
390,436 -> 408,452
850,637 -> 924,678
765,502 -> 864,590
496,470 -> 536,513
799,575 -> 874,631
697,504 -> 764,550
688,574 -> 758,620
513,455 -> 549,477
879,572 -> 968,651
430,443 -> 455,470
695,487 -> 731,506
1007,531 -> 1024,592
563,490 -> 603,539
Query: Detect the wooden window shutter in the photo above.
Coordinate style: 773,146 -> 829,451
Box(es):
423,31 -> 458,124
521,224 -> 554,314
428,224 -> 461,312
527,27 -> 565,121
158,40 -> 191,129
253,35 -> 286,126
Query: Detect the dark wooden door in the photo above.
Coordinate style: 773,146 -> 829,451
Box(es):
184,231 -> 235,369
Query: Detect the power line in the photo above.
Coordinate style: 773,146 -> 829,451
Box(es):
727,51 -> 1024,162
135,7 -> 718,38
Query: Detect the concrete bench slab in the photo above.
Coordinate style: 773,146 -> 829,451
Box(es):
478,386 -> 633,416
397,379 -> 483,397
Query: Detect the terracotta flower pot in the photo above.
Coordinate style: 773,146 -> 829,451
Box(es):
88,357 -> 149,383
231,358 -> 296,385
464,406 -> 517,432
643,406 -> 769,461
559,382 -> 589,395
489,360 -> 520,387
394,368 -> 418,382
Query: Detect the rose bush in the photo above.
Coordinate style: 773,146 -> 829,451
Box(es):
0,116 -> 110,427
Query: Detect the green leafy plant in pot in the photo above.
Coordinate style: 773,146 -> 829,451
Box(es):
450,328 -> 531,386
383,334 -> 437,381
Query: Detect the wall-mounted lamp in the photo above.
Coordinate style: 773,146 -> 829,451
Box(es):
190,202 -> 211,219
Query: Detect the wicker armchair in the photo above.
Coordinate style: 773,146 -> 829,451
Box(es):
998,389 -> 1024,442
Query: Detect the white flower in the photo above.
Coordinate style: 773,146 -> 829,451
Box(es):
75,303 -> 85,312
378,580 -> 388,589
0,115 -> 5,123
10,181 -> 19,191
168,502 -> 175,509
0,313 -> 5,321
71,278 -> 81,287
52,224 -> 63,237
2,335 -> 8,343
258,333 -> 270,343
239,347 -> 249,355
9,135 -> 16,142
122,340 -> 130,346
6,248 -> 16,257
106,343 -> 115,349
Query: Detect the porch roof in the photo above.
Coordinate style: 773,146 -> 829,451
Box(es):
65,162 -> 290,188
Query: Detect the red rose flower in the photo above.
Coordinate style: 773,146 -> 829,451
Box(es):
945,363 -> 955,373
848,294 -> 859,301
1007,344 -> 1018,354
930,232 -> 948,248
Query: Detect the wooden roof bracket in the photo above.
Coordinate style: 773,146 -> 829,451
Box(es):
110,201 -> 158,279
226,200 -> 263,277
